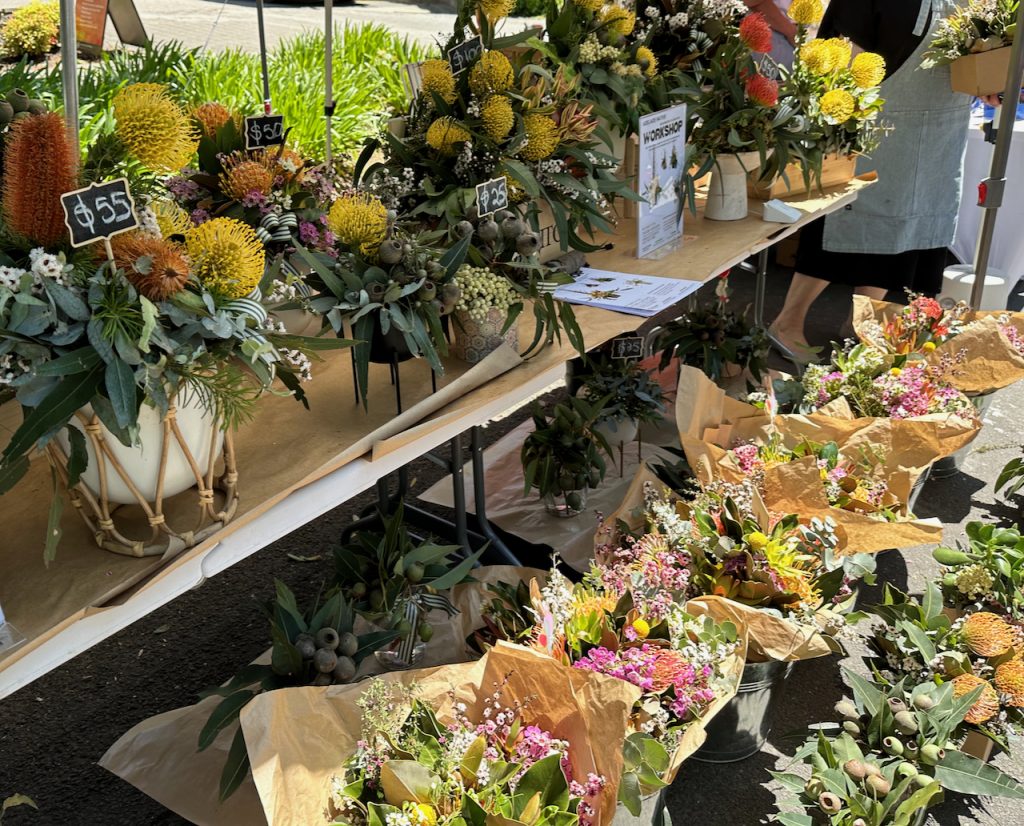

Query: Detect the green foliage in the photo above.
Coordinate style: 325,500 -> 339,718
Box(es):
0,1 -> 59,58
512,0 -> 548,15
996,450 -> 1024,501
575,350 -> 664,426
933,520 -> 1024,615
470,578 -> 536,653
521,395 -> 611,502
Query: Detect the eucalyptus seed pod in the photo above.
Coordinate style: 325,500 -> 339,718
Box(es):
378,239 -> 404,264
887,697 -> 908,714
313,673 -> 332,686
894,710 -> 919,735
817,793 -> 842,815
516,232 -> 540,256
314,648 -> 338,673
863,763 -> 883,779
338,632 -> 359,658
835,700 -> 859,720
843,720 -> 861,736
454,220 -> 475,239
332,655 -> 356,683
477,219 -> 500,242
501,216 -> 524,239
853,819 -> 868,826
883,736 -> 904,756
897,762 -> 918,778
913,694 -> 936,711
6,89 -> 29,113
295,636 -> 317,660
316,628 -> 340,651
843,760 -> 868,781
913,773 -> 935,789
417,281 -> 437,301
803,777 -> 826,799
26,99 -> 46,116
866,775 -> 891,796
0,101 -> 13,127
904,741 -> 920,759
441,283 -> 461,305
920,744 -> 944,765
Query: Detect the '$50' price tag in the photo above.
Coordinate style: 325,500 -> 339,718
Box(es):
244,114 -> 286,150
60,179 -> 139,248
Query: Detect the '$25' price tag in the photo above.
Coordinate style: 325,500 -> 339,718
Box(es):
475,177 -> 509,218
60,179 -> 139,248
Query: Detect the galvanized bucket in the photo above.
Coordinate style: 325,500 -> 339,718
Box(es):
610,790 -> 667,826
692,659 -> 794,763
930,391 -> 997,478
907,464 -> 932,513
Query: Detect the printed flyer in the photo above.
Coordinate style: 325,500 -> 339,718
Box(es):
636,104 -> 687,258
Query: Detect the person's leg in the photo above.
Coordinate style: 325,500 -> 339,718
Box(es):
769,272 -> 829,349
854,285 -> 888,300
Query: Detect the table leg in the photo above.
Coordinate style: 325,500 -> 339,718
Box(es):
450,432 -> 469,552
753,247 -> 769,329
470,425 -> 522,565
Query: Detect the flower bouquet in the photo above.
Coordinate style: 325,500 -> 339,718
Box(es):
449,262 -> 523,363
933,521 -> 1024,619
923,0 -> 1019,95
574,349 -> 665,444
852,295 -> 1024,396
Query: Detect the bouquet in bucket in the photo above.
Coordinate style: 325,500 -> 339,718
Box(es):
933,520 -> 1024,619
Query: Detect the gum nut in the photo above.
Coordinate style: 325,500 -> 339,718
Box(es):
6,89 -> 29,112
369,588 -> 385,609
26,99 -> 46,115
417,282 -> 437,301
843,760 -> 868,781
516,233 -> 540,256
478,219 -> 499,241
316,627 -> 341,650
455,220 -> 475,238
904,741 -> 920,758
0,101 -> 13,126
501,217 -> 524,239
853,820 -> 868,826
914,773 -> 935,788
314,648 -> 338,673
466,204 -> 479,221
866,775 -> 891,797
920,744 -> 944,765
418,621 -> 434,642
566,491 -> 583,511
395,618 -> 413,638
842,720 -> 860,736
442,283 -> 461,303
863,763 -> 883,779
894,710 -> 918,735
417,268 -> 428,279
350,581 -> 367,598
312,673 -> 332,686
897,762 -> 918,778
817,793 -> 842,814
338,632 -> 359,657
405,560 -> 426,583
386,210 -> 398,222
887,697 -> 908,714
332,655 -> 356,683
379,239 -> 404,264
883,736 -> 904,756
295,637 -> 317,659
11,111 -> 31,122
834,700 -> 858,720
913,694 -> 936,711
803,777 -> 826,799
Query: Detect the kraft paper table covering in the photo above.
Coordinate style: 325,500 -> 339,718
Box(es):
100,566 -> 548,826
852,296 -> 1024,395
240,642 -> 640,826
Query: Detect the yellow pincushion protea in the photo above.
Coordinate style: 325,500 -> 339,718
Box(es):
113,83 -> 198,173
819,89 -> 856,123
599,6 -> 636,38
799,40 -> 836,74
480,95 -> 515,142
787,0 -> 823,25
503,173 -> 527,203
420,59 -> 457,104
851,51 -> 886,88
822,38 -> 853,70
995,660 -> 1024,706
573,0 -> 603,11
151,198 -> 192,238
952,673 -> 1001,724
635,46 -> 658,78
192,101 -> 234,138
478,0 -> 515,22
426,117 -> 471,155
185,217 -> 265,300
469,51 -> 514,98
520,113 -> 560,161
327,193 -> 389,258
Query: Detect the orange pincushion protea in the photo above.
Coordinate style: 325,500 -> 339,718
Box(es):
962,612 -> 1016,658
109,232 -> 191,301
649,649 -> 693,692
192,102 -> 234,138
952,673 -> 1001,724
219,153 -> 275,201
995,660 -> 1024,707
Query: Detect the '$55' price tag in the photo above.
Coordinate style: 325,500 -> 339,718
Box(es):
60,179 -> 139,248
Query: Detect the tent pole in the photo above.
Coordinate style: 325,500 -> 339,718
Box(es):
324,0 -> 334,167
970,1 -> 1024,310
59,0 -> 79,153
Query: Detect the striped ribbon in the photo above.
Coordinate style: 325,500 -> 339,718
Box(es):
255,211 -> 298,245
396,591 -> 459,664
222,287 -> 277,364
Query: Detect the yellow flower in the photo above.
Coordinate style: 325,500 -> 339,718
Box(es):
520,113 -> 560,161
411,804 -> 437,826
823,38 -> 852,70
327,193 -> 389,257
184,217 -> 265,300
599,6 -> 635,38
631,618 -> 651,639
426,116 -> 471,155
113,83 -> 198,172
746,531 -> 769,551
481,95 -> 514,142
820,88 -> 856,123
787,0 -> 823,25
922,341 -> 937,353
799,40 -> 836,74
889,366 -> 902,376
469,51 -> 514,98
479,0 -> 515,22
573,0 -> 603,11
636,46 -> 658,78
419,59 -> 457,104
151,198 -> 192,238
851,51 -> 886,88
192,102 -> 234,138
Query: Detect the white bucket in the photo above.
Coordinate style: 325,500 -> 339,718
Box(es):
940,264 -> 1010,310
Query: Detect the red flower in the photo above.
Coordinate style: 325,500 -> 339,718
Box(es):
745,73 -> 779,107
912,297 -> 943,320
739,13 -> 773,55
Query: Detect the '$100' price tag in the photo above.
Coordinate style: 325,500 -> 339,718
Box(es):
60,179 -> 139,248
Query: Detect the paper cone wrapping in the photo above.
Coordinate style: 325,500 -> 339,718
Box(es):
240,642 -> 639,826
852,296 -> 1024,395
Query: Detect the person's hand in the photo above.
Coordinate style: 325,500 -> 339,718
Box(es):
980,93 -> 1002,107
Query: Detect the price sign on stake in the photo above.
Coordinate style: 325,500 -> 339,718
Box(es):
475,177 -> 509,218
447,36 -> 483,75
611,336 -> 644,360
244,114 -> 285,150
61,179 -> 138,249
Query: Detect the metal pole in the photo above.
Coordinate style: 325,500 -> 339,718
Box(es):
324,0 -> 334,166
255,0 -> 272,113
59,0 -> 79,152
970,0 -> 1024,309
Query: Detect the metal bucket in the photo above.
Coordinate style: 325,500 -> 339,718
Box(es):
907,464 -> 932,513
930,391 -> 997,478
610,790 -> 667,826
692,659 -> 794,763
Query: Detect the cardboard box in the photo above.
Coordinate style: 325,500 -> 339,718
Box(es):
748,153 -> 858,201
950,47 -> 1013,97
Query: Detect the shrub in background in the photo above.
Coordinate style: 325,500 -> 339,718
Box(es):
1,1 -> 59,59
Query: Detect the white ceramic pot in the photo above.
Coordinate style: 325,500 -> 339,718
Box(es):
594,416 -> 639,446
57,393 -> 225,505
705,151 -> 762,221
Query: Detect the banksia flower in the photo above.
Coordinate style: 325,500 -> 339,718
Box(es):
184,217 -> 264,300
109,231 -> 191,301
326,193 -> 388,258
635,46 -> 658,78
192,102 -> 234,138
113,83 -> 198,172
851,52 -> 886,88
819,89 -> 856,123
479,0 -> 515,22
520,113 -> 559,161
151,198 -> 192,238
426,116 -> 471,156
480,95 -> 514,142
219,152 -> 275,201
952,673 -> 1001,724
962,612 -> 1016,657
469,51 -> 514,98
745,74 -> 779,107
419,59 -> 457,105
787,0 -> 823,25
2,112 -> 76,247
995,660 -> 1024,706
599,6 -> 635,38
739,13 -> 773,54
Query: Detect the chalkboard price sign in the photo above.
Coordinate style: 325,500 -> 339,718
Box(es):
447,36 -> 483,75
611,336 -> 644,360
244,114 -> 286,150
475,177 -> 509,218
60,179 -> 139,248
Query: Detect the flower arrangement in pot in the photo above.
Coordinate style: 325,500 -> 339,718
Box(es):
923,0 -> 1019,96
657,273 -> 769,381
521,394 -> 612,517
449,262 -> 523,363
574,350 -> 664,446
0,112 -> 345,559
632,0 -> 747,82
933,521 -> 1024,619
